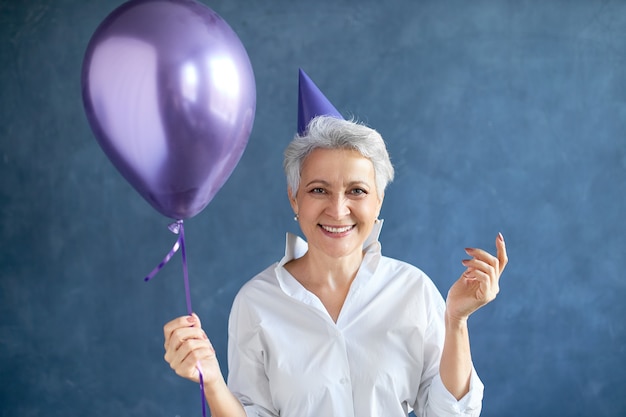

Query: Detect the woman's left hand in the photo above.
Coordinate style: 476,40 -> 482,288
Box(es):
446,233 -> 508,322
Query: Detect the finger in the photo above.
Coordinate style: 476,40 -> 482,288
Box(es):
164,326 -> 208,362
164,313 -> 202,345
169,342 -> 215,380
165,329 -> 210,365
462,256 -> 499,293
170,337 -> 214,366
463,268 -> 500,300
164,327 -> 208,362
464,247 -> 498,267
163,315 -> 195,344
462,257 -> 496,279
496,232 -> 508,274
465,245 -> 504,280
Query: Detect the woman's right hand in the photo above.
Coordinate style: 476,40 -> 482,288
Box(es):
163,314 -> 223,388
164,314 -> 248,417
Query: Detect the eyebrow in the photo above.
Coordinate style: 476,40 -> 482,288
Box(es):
304,179 -> 372,189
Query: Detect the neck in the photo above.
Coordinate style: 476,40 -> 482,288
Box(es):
284,247 -> 365,323
288,248 -> 364,290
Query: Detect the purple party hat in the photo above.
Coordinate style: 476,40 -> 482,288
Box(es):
297,68 -> 343,135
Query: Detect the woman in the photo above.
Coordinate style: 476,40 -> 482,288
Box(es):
163,114 -> 508,417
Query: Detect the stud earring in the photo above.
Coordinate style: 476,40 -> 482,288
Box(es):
294,213 -> 299,221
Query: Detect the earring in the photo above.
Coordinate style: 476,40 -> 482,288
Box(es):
294,213 -> 299,221
374,218 -> 380,224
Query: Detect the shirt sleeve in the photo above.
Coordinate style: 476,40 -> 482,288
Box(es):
413,278 -> 484,417
227,291 -> 279,417
425,367 -> 484,417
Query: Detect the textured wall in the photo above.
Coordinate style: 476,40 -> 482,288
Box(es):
1,0 -> 625,416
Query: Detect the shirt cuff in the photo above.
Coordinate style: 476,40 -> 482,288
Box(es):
428,367 -> 484,416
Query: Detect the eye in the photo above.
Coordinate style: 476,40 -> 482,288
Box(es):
309,187 -> 326,194
350,188 -> 367,196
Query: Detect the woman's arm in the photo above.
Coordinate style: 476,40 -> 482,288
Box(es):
163,314 -> 246,417
440,233 -> 508,399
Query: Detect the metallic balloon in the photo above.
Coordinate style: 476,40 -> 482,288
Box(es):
82,0 -> 256,219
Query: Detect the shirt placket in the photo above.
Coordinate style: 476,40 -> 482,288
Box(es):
327,322 -> 357,417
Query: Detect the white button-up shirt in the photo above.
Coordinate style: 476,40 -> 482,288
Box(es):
227,224 -> 484,416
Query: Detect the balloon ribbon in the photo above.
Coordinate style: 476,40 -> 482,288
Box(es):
144,219 -> 206,417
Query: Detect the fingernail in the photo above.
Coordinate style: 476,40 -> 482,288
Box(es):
498,232 -> 505,242
186,315 -> 195,324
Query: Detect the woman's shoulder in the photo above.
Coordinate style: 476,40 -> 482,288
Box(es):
237,262 -> 280,292
379,255 -> 429,279
377,255 -> 443,296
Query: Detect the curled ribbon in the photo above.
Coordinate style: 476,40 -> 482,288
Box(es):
144,219 -> 206,416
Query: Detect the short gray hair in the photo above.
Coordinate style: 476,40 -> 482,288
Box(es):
283,116 -> 394,199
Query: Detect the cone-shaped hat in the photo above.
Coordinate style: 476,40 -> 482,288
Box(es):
297,68 -> 343,135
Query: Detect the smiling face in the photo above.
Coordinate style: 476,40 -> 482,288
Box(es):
289,147 -> 383,261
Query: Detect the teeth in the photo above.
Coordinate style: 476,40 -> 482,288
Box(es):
321,225 -> 353,233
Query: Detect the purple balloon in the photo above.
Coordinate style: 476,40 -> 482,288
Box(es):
82,0 -> 256,219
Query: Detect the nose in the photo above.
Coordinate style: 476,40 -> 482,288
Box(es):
325,194 -> 350,219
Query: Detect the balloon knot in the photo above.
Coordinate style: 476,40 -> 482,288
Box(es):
168,220 -> 183,234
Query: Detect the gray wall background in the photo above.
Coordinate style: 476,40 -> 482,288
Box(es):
1,0 -> 625,416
